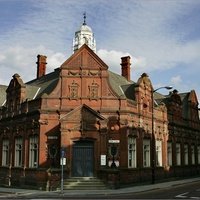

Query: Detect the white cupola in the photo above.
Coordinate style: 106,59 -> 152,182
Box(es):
73,13 -> 96,53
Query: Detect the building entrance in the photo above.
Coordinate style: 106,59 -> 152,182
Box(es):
72,140 -> 94,177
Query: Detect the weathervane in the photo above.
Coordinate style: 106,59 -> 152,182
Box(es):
83,12 -> 87,25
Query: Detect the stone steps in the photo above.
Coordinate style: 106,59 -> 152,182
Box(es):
62,177 -> 107,190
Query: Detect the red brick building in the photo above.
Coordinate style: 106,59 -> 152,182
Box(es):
0,20 -> 200,190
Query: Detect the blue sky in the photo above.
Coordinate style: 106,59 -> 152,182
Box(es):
1,0 -> 200,100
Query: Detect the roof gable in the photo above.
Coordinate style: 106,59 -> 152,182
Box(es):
60,104 -> 106,131
60,104 -> 106,122
188,90 -> 198,106
6,74 -> 26,103
61,44 -> 108,70
6,73 -> 25,92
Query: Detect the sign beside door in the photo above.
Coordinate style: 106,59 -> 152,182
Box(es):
100,155 -> 106,166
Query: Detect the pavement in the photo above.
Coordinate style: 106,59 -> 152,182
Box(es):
0,176 -> 200,198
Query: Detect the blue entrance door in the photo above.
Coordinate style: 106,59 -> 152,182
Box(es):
72,141 -> 94,177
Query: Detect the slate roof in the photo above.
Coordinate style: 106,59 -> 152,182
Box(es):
25,68 -> 60,99
23,67 -> 138,102
163,92 -> 190,104
0,68 -> 172,105
179,92 -> 189,101
108,70 -> 168,103
108,70 -> 136,100
0,68 -> 60,106
0,85 -> 7,106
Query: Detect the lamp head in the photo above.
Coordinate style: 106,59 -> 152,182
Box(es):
165,86 -> 173,90
153,86 -> 173,93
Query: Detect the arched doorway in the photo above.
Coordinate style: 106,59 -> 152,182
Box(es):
72,140 -> 94,177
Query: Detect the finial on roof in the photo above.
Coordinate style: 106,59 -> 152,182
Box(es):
83,12 -> 86,25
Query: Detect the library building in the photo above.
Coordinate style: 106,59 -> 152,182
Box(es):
0,17 -> 200,190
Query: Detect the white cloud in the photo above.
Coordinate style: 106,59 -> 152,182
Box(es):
1,0 -> 200,75
1,0 -> 200,103
170,75 -> 182,86
0,45 -> 65,85
97,49 -> 147,75
94,0 -> 200,74
0,54 -> 6,62
97,49 -> 131,73
47,52 -> 66,72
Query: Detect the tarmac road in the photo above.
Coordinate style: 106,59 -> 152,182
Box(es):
0,177 -> 199,199
107,181 -> 200,199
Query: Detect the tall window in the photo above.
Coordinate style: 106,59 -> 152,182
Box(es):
191,145 -> 195,165
128,137 -> 136,168
197,146 -> 200,165
2,139 -> 9,166
29,135 -> 38,168
143,139 -> 150,167
167,142 -> 172,166
15,137 -> 23,167
176,143 -> 181,166
184,144 -> 188,165
156,140 -> 162,167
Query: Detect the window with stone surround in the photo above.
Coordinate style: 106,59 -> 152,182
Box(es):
15,137 -> 23,167
156,140 -> 162,167
191,145 -> 195,165
29,135 -> 38,168
167,142 -> 172,166
198,145 -> 200,164
143,139 -> 150,167
176,143 -> 181,166
2,139 -> 9,166
184,144 -> 188,165
128,137 -> 136,168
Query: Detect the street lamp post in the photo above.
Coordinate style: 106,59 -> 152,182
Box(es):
151,86 -> 172,184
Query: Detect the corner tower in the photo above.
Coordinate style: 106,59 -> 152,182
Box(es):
73,13 -> 96,53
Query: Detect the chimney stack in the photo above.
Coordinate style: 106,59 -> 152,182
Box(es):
36,55 -> 47,79
121,56 -> 131,81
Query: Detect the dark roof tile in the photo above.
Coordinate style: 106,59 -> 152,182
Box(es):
26,68 -> 60,99
108,71 -> 135,99
0,85 -> 7,106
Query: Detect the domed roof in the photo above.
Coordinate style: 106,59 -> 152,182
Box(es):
76,12 -> 93,33
79,24 -> 92,32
